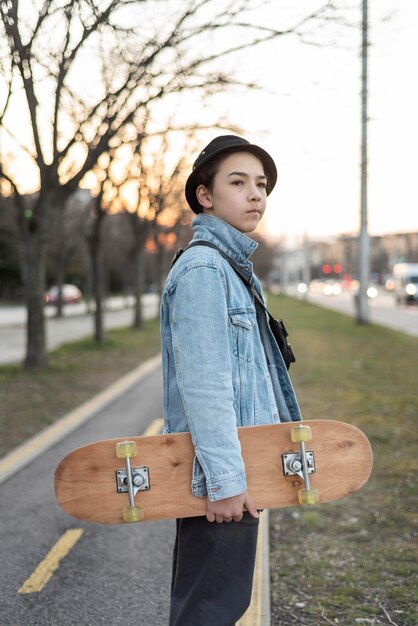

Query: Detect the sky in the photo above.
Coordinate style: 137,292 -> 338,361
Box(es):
1,0 -> 416,244
194,0 -> 417,243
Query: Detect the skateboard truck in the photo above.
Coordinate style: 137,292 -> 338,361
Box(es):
282,451 -> 315,477
116,467 -> 150,494
115,441 -> 147,522
287,425 -> 319,505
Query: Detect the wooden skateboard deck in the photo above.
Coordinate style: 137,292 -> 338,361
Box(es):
54,420 -> 373,524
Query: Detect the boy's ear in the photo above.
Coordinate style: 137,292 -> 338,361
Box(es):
196,184 -> 213,210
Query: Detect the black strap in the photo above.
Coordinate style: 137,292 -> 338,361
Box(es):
171,241 -> 296,369
187,241 -> 274,320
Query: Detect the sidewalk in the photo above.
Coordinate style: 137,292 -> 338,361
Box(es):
0,294 -> 159,365
0,295 -> 152,327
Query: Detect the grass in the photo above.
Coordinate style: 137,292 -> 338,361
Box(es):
268,295 -> 418,626
0,318 -> 161,457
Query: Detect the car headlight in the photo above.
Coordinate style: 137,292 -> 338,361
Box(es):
367,287 -> 378,299
405,283 -> 417,296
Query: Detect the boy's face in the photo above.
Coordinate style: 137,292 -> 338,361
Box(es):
196,151 -> 268,233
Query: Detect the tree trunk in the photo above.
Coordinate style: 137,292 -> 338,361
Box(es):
23,226 -> 48,368
132,245 -> 145,329
17,191 -> 67,368
88,210 -> 106,343
54,263 -> 65,318
156,243 -> 167,297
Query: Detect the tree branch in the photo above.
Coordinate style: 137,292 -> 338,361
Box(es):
1,125 -> 38,163
0,163 -> 21,198
0,1 -> 45,170
28,0 -> 55,49
1,0 -> 343,199
0,73 -> 13,126
52,2 -> 74,159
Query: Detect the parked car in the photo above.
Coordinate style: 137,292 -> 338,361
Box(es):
44,284 -> 82,305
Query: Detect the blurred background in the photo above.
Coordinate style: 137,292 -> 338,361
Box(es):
0,0 -> 417,368
1,5 -> 417,624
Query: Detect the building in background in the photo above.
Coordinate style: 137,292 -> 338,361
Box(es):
269,231 -> 418,290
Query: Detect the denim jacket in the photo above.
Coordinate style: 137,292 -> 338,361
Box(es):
160,214 -> 301,502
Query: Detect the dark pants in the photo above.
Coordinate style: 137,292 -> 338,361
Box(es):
169,512 -> 259,626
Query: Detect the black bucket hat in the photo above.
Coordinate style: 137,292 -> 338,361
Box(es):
185,135 -> 278,214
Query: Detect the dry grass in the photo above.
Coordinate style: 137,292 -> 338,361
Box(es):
268,295 -> 417,626
0,319 -> 161,457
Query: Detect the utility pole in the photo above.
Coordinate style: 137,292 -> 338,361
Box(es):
302,235 -> 311,302
280,245 -> 289,295
356,0 -> 370,323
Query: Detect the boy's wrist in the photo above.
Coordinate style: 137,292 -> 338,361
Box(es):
206,474 -> 247,502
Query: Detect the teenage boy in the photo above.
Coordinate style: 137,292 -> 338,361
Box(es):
160,135 -> 301,626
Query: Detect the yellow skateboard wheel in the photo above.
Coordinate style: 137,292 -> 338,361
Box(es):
116,441 -> 138,459
123,505 -> 145,523
291,425 -> 312,443
298,488 -> 319,505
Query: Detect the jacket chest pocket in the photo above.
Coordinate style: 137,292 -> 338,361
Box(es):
229,309 -> 256,363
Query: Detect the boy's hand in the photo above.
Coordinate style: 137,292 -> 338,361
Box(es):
206,491 -> 259,523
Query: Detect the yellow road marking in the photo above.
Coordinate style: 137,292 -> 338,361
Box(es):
18,420 -> 162,594
143,418 -> 164,436
0,354 -> 161,485
18,529 -> 84,594
237,511 -> 266,626
17,419 -> 162,594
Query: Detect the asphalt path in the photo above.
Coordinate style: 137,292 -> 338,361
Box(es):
0,365 -> 174,626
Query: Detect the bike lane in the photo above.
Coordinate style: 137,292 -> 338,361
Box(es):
0,361 -> 173,626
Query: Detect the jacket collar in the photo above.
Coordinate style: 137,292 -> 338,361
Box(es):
192,214 -> 258,268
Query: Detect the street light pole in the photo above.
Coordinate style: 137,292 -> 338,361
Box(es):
356,0 -> 370,323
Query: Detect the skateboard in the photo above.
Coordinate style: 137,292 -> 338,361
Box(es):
54,420 -> 373,524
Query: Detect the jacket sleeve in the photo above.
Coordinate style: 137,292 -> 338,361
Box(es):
170,263 -> 247,501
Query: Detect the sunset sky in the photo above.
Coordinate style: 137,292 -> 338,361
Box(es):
1,1 -> 416,244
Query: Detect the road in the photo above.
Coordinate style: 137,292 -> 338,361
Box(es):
0,364 -> 174,626
0,295 -> 160,365
1,289 -> 416,367
292,288 -> 418,337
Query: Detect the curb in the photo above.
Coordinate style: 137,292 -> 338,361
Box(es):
261,510 -> 271,626
238,509 -> 271,626
0,354 -> 161,485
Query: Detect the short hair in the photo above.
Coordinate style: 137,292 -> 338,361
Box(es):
194,148 -> 267,211
194,150 -> 236,192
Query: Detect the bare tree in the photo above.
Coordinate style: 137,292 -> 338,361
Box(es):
0,0 -> 338,367
125,211 -> 152,329
46,190 -> 91,316
105,128 -> 193,329
85,157 -> 114,343
147,139 -> 193,296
